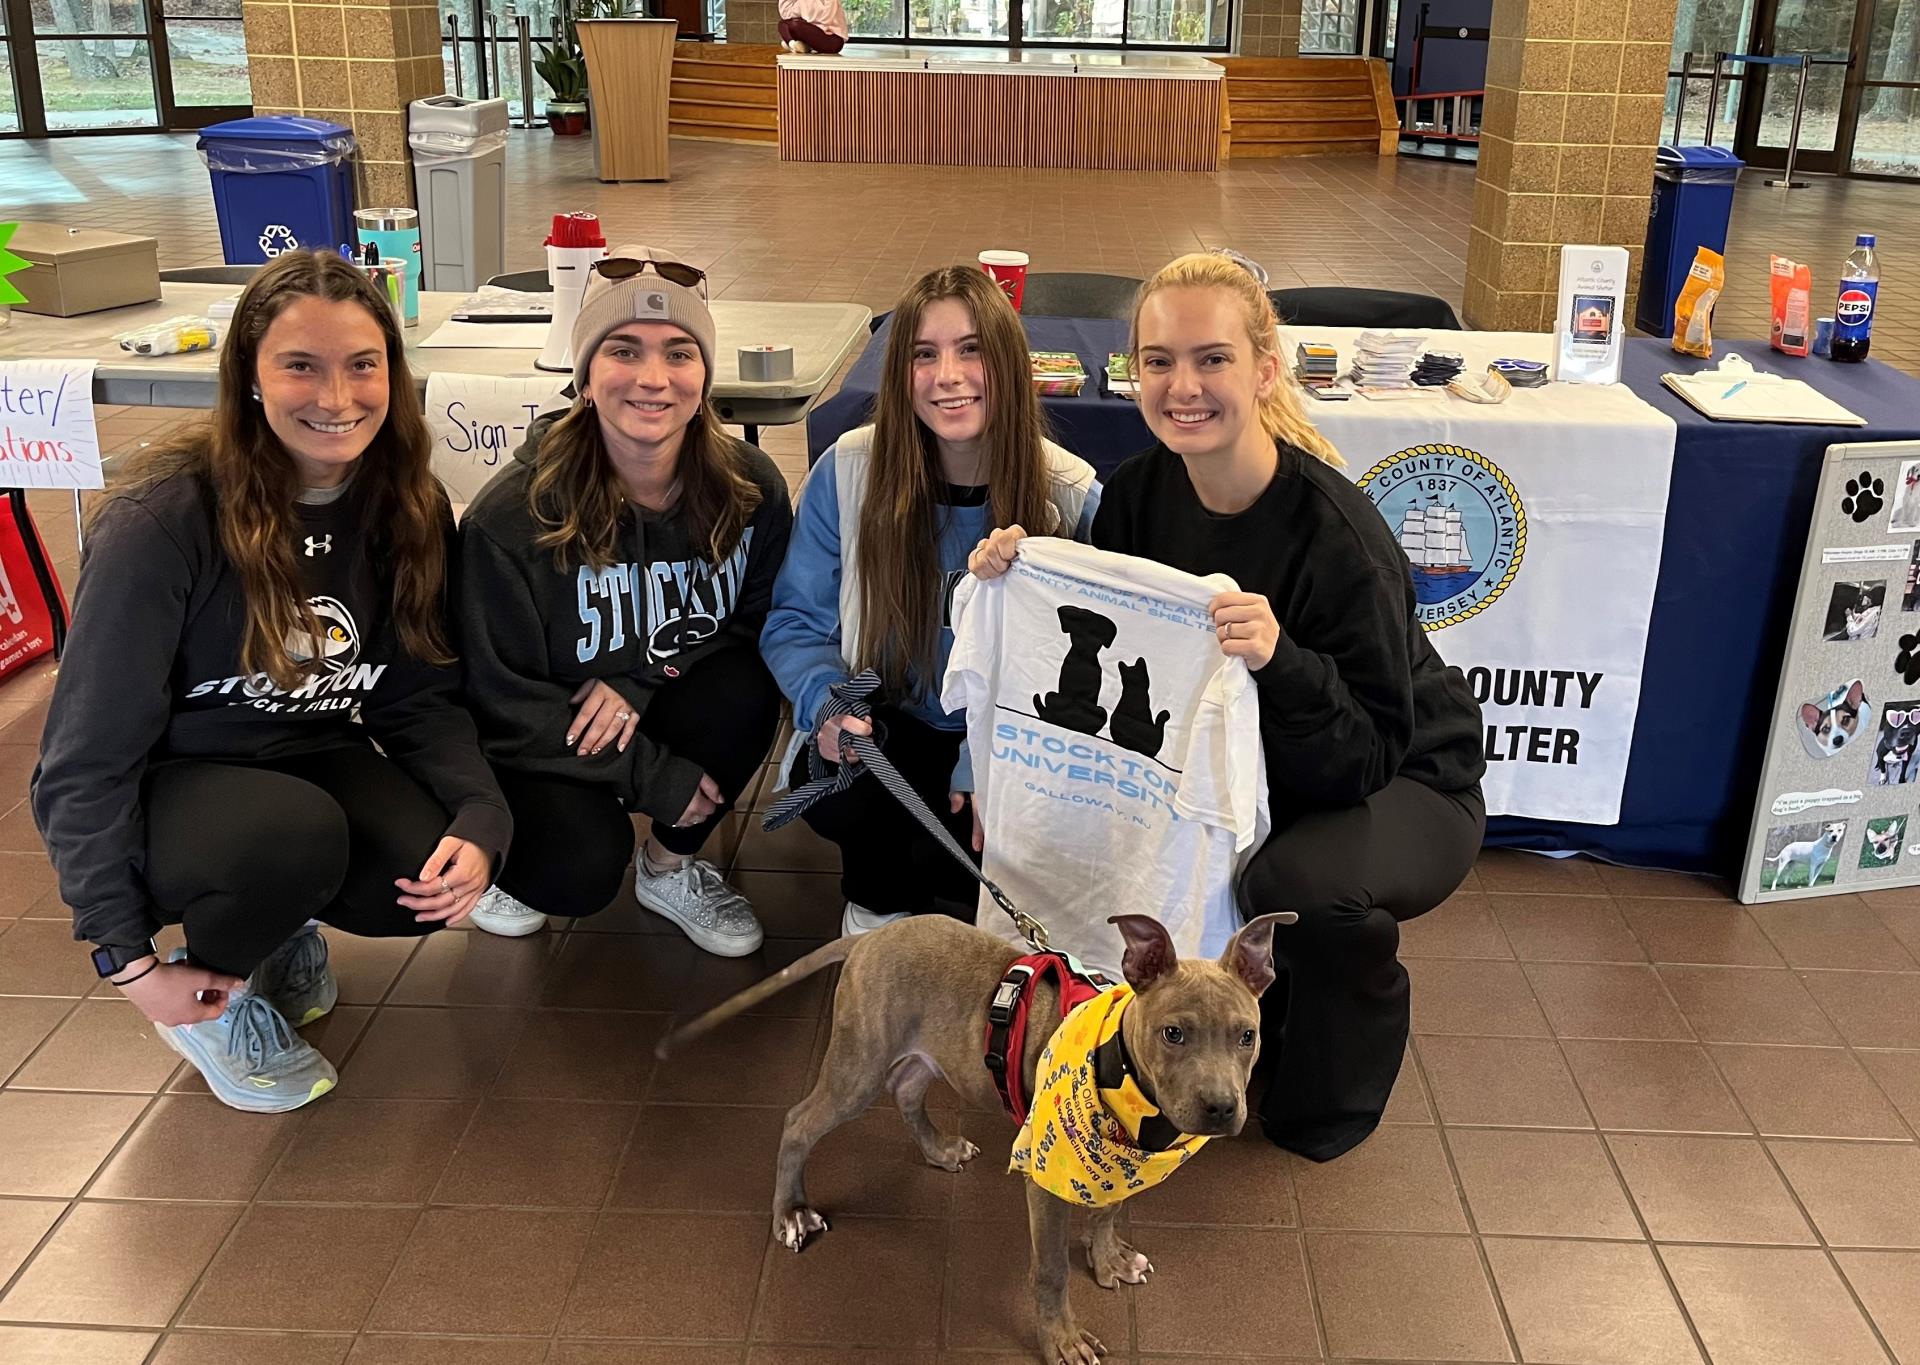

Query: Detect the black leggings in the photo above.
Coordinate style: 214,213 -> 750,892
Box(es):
144,744 -> 452,979
1239,776 -> 1485,1162
785,704 -> 978,917
493,645 -> 780,917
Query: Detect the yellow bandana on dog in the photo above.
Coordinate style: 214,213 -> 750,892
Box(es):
1008,984 -> 1209,1207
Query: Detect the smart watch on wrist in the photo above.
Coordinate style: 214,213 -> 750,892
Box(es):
90,940 -> 156,980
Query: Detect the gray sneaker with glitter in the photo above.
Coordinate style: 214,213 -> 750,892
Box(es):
632,855 -> 764,957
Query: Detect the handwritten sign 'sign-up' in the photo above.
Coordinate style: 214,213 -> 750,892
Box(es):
425,372 -> 567,507
0,360 -> 102,491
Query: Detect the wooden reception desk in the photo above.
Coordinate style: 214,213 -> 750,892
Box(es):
776,47 -> 1224,173
578,17 -> 677,181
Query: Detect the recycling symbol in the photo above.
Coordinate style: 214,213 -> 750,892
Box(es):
258,224 -> 299,257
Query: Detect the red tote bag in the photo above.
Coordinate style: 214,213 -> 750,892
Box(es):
0,489 -> 69,684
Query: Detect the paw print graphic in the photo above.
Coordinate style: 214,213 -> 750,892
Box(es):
1843,470 -> 1885,523
1899,633 -> 1920,686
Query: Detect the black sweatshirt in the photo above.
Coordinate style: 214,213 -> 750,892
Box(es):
31,468 -> 512,951
1091,442 -> 1485,824
456,418 -> 792,825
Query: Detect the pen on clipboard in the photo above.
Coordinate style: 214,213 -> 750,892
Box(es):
1720,380 -> 1748,399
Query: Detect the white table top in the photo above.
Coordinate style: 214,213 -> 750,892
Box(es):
0,284 -> 872,412
780,46 -> 1222,79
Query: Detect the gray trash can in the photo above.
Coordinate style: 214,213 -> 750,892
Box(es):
409,96 -> 509,293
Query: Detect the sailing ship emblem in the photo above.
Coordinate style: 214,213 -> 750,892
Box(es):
1357,443 -> 1527,630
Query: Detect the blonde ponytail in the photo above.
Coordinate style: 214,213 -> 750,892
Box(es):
1131,253 -> 1345,469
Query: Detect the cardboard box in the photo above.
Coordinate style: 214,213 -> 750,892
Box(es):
11,223 -> 162,317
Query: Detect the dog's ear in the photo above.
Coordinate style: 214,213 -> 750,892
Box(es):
1108,915 -> 1179,992
1802,702 -> 1825,729
1220,912 -> 1297,997
1848,679 -> 1866,707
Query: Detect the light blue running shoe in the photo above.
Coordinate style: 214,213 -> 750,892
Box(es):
155,970 -> 337,1114
250,923 -> 338,1026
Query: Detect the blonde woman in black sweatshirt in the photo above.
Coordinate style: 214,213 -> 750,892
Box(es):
31,251 -> 510,1114
972,253 -> 1485,1162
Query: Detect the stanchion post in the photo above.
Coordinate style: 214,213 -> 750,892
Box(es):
1672,51 -> 1692,144
1766,55 -> 1812,189
72,490 -> 84,556
485,11 -> 503,104
445,13 -> 464,96
515,14 -> 538,128
1701,51 -> 1726,146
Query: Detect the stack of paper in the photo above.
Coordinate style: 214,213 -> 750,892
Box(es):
1295,342 -> 1340,387
1348,331 -> 1426,389
1104,353 -> 1138,397
1412,351 -> 1465,387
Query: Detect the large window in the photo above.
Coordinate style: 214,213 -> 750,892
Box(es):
1854,0 -> 1919,175
847,0 -> 1228,46
1300,0 -> 1362,53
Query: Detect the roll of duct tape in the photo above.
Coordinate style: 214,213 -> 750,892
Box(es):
739,344 -> 795,382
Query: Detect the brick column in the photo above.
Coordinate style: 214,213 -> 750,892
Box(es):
1465,0 -> 1678,330
242,0 -> 447,208
726,0 -> 778,43
1237,0 -> 1301,57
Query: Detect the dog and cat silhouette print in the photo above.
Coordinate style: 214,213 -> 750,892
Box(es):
1031,604 -> 1174,758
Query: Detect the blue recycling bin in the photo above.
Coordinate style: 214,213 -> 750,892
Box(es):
1635,144 -> 1744,339
197,116 -> 358,266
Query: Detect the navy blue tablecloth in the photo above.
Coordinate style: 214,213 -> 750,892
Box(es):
808,319 -> 1920,873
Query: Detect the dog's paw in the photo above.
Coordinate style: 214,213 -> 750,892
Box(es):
1843,471 -> 1886,523
775,1206 -> 829,1252
1037,1321 -> 1106,1364
927,1137 -> 980,1172
1089,1239 -> 1154,1289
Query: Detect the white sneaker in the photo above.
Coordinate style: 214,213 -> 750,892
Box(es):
634,855 -> 764,957
468,885 -> 549,937
786,38 -> 806,52
842,901 -> 910,937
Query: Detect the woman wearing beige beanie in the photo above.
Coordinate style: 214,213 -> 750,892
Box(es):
457,247 -> 792,955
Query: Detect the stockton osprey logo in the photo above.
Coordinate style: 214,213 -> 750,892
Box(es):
1356,443 -> 1527,630
287,595 -> 361,674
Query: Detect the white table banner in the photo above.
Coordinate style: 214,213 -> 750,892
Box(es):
424,371 -> 567,506
1279,328 -> 1678,824
0,359 -> 101,490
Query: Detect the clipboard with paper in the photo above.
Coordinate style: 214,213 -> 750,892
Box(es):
1662,354 -> 1867,426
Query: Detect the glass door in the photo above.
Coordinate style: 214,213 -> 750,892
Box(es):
1853,0 -> 1920,176
154,0 -> 249,127
1732,0 -> 1865,174
23,0 -> 159,131
1667,0 -> 1761,145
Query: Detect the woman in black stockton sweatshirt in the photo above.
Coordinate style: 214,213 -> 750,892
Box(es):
31,250 -> 510,1114
972,252 -> 1486,1162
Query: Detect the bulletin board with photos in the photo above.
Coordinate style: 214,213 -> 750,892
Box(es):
1740,441 -> 1920,903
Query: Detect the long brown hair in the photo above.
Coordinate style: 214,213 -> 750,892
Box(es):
858,266 -> 1062,695
106,249 -> 451,690
526,391 -> 760,573
1131,252 -> 1344,468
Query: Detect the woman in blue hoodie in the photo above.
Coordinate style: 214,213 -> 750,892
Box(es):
761,265 -> 1100,935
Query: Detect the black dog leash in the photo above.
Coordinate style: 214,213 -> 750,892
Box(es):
763,670 -> 1052,951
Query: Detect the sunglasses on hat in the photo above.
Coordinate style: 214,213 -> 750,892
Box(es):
593,257 -> 709,299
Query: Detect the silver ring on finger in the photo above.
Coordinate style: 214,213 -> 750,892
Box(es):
615,709 -> 631,721
440,876 -> 451,896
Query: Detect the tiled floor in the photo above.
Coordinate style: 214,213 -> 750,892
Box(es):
2,131 -> 1916,374
4,663 -> 1920,1363
2,132 -> 1920,1363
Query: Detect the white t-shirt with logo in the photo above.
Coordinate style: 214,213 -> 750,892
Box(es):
942,537 -> 1269,978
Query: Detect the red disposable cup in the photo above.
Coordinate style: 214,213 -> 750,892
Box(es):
979,250 -> 1030,311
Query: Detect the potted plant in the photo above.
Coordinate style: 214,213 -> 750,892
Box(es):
536,0 -> 636,135
535,39 -> 589,134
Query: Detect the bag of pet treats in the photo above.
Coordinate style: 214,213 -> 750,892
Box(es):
1671,246 -> 1725,358
1770,255 -> 1812,356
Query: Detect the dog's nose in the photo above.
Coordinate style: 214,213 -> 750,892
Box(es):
1197,1094 -> 1238,1128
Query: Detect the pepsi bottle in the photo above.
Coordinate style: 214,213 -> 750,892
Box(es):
1833,233 -> 1879,363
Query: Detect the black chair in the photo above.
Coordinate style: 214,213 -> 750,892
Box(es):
1268,286 -> 1462,331
158,265 -> 259,284
1019,272 -> 1144,320
485,269 -> 552,291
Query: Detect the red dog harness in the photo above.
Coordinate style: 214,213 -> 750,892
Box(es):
983,951 -> 1114,1125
